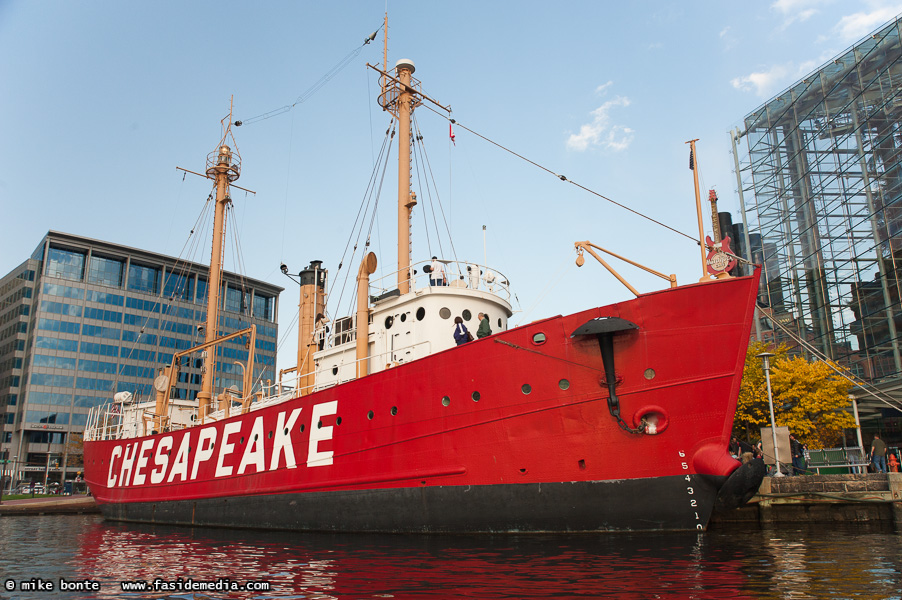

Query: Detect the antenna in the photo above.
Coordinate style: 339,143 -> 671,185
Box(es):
381,12 -> 388,100
483,225 -> 487,269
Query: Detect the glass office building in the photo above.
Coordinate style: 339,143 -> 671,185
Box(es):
735,15 -> 902,421
0,231 -> 282,488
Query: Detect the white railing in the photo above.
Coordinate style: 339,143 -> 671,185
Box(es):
369,260 -> 512,302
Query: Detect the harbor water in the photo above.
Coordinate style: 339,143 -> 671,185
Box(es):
1,515 -> 900,599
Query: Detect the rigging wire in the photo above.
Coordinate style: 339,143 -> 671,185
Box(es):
412,113 -> 460,265
115,186 -> 216,396
234,26 -> 382,128
761,306 -> 902,412
422,104 -> 699,244
411,127 -> 435,258
329,121 -> 396,319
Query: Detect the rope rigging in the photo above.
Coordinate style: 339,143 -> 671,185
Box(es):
234,26 -> 382,128
422,104 -> 700,245
412,113 -> 460,267
327,120 -> 396,322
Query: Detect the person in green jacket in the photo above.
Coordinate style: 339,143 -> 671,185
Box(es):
476,312 -> 492,338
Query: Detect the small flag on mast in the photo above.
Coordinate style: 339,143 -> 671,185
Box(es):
450,123 -> 456,146
689,148 -> 694,171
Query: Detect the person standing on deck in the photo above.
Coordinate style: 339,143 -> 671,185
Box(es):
477,313 -> 492,338
430,257 -> 446,286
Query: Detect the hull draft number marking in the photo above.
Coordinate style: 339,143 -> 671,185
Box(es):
679,450 -> 703,530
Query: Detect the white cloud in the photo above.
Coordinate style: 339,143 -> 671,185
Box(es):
595,81 -> 614,95
719,26 -> 738,50
731,51 -> 834,97
567,96 -> 634,152
731,64 -> 793,97
833,4 -> 902,42
771,0 -> 828,28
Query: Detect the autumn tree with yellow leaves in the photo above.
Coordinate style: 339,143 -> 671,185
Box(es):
734,341 -> 856,449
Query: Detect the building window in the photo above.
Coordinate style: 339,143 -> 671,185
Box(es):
30,373 -> 74,388
88,256 -> 124,287
163,271 -> 194,302
224,285 -> 247,314
127,263 -> 160,294
253,294 -> 273,320
196,277 -> 208,305
47,247 -> 86,281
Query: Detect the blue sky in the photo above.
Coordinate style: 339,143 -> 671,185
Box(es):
2,0 -> 900,366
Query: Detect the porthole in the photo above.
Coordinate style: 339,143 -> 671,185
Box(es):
521,384 -> 531,395
336,416 -> 342,425
472,391 -> 481,402
644,368 -> 656,380
367,410 -> 374,420
416,307 -> 426,321
400,313 -> 407,322
385,315 -> 394,329
442,396 -> 450,407
239,437 -> 244,445
497,318 -> 502,328
283,428 -> 289,436
532,332 -> 547,345
559,379 -> 570,390
253,434 -> 258,442
317,420 -> 323,429
268,431 -> 273,439
299,424 -> 305,433
439,307 -> 451,319
332,366 -> 338,375
391,406 -> 398,416
462,309 -> 472,321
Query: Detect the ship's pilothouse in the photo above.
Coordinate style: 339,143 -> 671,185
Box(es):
311,258 -> 513,390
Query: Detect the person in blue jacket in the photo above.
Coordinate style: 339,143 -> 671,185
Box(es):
453,316 -> 471,345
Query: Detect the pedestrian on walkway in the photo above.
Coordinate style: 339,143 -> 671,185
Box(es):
790,434 -> 807,476
871,433 -> 888,473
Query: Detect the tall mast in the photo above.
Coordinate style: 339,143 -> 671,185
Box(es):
687,139 -> 708,282
198,109 -> 241,420
396,59 -> 417,293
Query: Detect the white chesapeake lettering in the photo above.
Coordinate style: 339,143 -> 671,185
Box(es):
190,427 -> 218,480
307,401 -> 338,467
131,439 -> 156,485
107,445 -> 123,487
150,436 -> 173,484
215,421 -> 242,477
167,433 -> 191,483
270,408 -> 302,471
238,416 -> 266,475
118,442 -> 138,487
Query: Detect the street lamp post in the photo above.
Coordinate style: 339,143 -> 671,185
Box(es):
7,455 -> 17,495
757,352 -> 784,477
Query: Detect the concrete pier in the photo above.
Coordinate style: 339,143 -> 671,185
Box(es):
0,495 -> 99,516
712,473 -> 902,528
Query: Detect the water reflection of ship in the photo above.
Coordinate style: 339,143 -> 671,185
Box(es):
74,521 -> 754,599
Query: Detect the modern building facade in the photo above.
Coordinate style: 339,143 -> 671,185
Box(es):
734,15 -> 902,425
0,231 -> 282,489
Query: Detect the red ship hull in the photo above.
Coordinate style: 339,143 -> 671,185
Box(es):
83,274 -> 759,532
